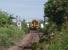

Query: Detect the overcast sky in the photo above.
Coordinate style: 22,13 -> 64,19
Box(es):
0,0 -> 47,22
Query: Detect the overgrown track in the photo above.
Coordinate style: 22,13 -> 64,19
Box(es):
8,30 -> 42,50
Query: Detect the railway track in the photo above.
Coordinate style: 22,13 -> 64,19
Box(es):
8,30 -> 41,50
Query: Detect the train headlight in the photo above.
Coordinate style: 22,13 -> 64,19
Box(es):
40,23 -> 44,28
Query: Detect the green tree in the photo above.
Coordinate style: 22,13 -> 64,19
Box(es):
44,0 -> 68,30
0,11 -> 13,27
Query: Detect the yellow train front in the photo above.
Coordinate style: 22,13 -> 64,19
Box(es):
30,20 -> 40,30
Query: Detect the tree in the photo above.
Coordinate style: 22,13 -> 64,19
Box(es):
0,11 -> 13,27
44,0 -> 68,30
8,15 -> 14,24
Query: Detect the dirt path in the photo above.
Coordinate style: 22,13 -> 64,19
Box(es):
8,30 -> 40,50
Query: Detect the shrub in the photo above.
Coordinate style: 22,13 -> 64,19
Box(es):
0,25 -> 26,47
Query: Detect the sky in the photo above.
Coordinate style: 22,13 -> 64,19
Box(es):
0,0 -> 47,22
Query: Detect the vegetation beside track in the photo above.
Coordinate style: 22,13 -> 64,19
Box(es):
0,11 -> 28,49
32,0 -> 68,50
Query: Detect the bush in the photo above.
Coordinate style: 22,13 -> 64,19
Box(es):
0,25 -> 26,47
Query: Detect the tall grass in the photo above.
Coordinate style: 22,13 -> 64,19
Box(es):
32,21 -> 68,50
0,25 -> 27,47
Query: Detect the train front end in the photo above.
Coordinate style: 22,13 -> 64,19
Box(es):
30,20 -> 40,30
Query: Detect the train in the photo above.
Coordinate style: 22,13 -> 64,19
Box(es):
27,19 -> 44,31
30,20 -> 40,30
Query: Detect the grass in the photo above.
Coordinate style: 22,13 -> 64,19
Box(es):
49,23 -> 68,50
0,25 -> 27,48
32,22 -> 68,50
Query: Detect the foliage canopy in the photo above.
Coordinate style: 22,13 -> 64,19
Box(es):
44,0 -> 68,30
0,11 -> 14,27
